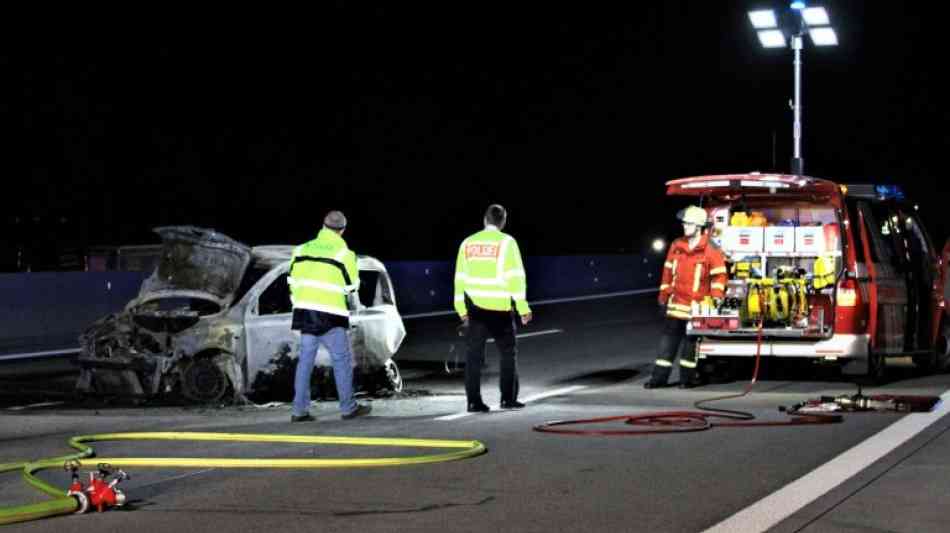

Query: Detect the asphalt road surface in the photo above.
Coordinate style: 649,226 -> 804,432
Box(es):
2,294 -> 948,532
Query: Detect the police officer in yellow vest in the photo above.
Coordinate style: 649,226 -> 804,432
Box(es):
288,210 -> 371,422
454,204 -> 533,413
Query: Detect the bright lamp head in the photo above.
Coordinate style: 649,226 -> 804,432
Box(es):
748,10 -> 778,29
801,7 -> 830,26
809,27 -> 838,46
757,30 -> 787,48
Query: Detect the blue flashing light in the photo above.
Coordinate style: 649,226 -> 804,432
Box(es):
790,1 -> 806,10
875,184 -> 905,200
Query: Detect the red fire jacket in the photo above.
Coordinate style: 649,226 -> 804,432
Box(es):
658,234 -> 728,320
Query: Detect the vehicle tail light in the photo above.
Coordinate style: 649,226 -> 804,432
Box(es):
837,279 -> 857,307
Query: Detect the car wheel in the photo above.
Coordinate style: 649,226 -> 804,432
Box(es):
181,358 -> 231,403
912,350 -> 938,374
912,323 -> 950,374
935,326 -> 950,372
383,359 -> 403,393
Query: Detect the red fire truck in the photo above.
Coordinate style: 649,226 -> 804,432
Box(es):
666,173 -> 949,381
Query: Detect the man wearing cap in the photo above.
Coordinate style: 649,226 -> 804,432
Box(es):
454,204 -> 532,413
644,205 -> 727,389
288,210 -> 371,421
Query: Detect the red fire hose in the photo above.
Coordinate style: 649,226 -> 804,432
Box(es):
533,321 -> 843,435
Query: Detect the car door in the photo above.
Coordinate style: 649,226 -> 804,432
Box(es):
893,207 -> 939,350
242,265 -> 301,393
856,201 -> 908,354
349,261 -> 406,369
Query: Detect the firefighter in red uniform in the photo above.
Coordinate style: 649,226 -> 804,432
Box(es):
644,205 -> 728,389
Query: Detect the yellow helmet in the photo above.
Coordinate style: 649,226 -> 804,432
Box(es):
677,205 -> 708,226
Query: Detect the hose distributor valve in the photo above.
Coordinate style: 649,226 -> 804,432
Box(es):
63,461 -> 130,514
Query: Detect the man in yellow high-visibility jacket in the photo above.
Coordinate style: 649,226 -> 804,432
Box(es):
454,204 -> 533,413
288,210 -> 371,422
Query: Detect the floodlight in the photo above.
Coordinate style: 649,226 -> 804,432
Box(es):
809,27 -> 838,46
748,10 -> 778,29
801,7 -> 830,25
757,30 -> 787,48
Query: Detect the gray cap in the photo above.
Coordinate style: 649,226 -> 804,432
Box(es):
323,210 -> 347,230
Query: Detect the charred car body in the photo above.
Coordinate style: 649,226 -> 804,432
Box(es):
76,227 -> 406,403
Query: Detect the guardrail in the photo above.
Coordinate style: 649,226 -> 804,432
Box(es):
1,254 -> 661,359
388,254 -> 661,315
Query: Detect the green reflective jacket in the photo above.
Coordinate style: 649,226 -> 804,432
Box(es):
289,228 -> 358,317
454,226 -> 531,317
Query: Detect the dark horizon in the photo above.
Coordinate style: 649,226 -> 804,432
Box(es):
5,1 -> 947,269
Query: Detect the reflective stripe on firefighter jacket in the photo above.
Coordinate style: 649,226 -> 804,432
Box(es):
288,228 -> 359,317
657,234 -> 727,320
454,226 -> 532,317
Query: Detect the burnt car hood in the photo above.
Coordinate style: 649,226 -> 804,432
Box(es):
138,226 -> 252,308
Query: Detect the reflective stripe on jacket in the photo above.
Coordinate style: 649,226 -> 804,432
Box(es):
658,234 -> 727,320
289,228 -> 359,318
454,226 -> 531,316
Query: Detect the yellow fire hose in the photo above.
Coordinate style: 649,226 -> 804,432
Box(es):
0,432 -> 487,526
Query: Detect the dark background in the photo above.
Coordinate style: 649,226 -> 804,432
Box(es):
4,1 -> 947,270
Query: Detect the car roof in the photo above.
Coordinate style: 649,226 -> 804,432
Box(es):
251,245 -> 294,267
249,246 -> 389,273
666,173 -> 841,198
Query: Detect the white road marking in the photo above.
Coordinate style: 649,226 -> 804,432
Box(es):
488,329 -> 562,343
0,348 -> 79,361
703,389 -> 950,533
7,401 -> 66,411
403,288 -> 658,319
429,394 -> 466,402
435,385 -> 588,421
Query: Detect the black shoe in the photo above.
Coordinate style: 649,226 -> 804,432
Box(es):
643,381 -> 663,389
467,403 -> 491,413
341,404 -> 372,420
500,400 -> 525,409
678,381 -> 701,389
291,414 -> 315,423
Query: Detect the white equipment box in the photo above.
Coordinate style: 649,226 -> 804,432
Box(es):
795,226 -> 826,254
764,226 -> 795,253
722,226 -> 764,253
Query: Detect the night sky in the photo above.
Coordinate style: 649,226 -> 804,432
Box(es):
6,1 -> 948,268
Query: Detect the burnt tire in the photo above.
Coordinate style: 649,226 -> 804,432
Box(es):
912,351 -> 938,374
181,358 -> 231,403
383,360 -> 403,393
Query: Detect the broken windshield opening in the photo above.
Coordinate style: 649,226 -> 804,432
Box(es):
135,297 -> 221,316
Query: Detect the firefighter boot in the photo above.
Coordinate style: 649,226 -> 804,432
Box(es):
678,366 -> 699,389
644,363 -> 672,389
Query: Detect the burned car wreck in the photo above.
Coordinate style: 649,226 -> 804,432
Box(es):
76,226 -> 406,403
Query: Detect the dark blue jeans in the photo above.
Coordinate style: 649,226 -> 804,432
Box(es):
293,327 -> 357,416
